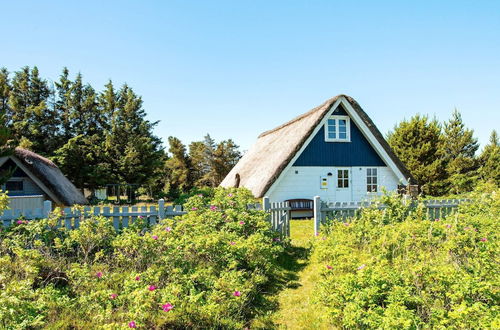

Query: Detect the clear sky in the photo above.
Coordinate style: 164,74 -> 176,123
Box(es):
1,0 -> 499,151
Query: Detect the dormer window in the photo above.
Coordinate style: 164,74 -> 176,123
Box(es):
325,115 -> 350,142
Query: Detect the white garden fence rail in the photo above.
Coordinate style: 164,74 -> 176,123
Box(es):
313,196 -> 471,235
1,197 -> 291,237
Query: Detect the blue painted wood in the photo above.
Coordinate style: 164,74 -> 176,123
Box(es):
294,111 -> 386,167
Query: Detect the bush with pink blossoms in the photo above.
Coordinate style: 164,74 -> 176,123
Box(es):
0,187 -> 284,329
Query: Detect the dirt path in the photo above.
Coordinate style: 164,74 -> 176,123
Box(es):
271,220 -> 331,329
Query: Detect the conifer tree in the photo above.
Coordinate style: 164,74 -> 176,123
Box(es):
104,84 -> 163,185
0,95 -> 15,185
165,136 -> 191,197
189,141 -> 209,187
387,115 -> 446,195
478,130 -> 500,186
442,109 -> 479,193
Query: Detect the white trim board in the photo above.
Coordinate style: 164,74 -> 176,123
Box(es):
265,96 -> 408,198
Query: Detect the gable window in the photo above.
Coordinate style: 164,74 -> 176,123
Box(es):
337,169 -> 349,188
6,180 -> 24,192
367,168 -> 377,192
325,115 -> 350,142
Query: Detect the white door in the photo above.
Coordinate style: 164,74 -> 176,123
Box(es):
335,168 -> 352,202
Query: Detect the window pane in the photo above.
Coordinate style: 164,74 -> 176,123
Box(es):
339,126 -> 347,133
344,179 -> 349,187
338,179 -> 343,187
367,168 -> 372,176
344,170 -> 348,177
339,132 -> 347,139
339,119 -> 346,127
328,119 -> 335,125
373,177 -> 377,184
373,168 -> 377,175
338,171 -> 342,178
367,177 -> 372,184
328,132 -> 335,139
373,185 -> 378,192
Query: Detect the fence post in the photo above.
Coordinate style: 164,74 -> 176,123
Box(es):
263,196 -> 270,212
43,200 -> 52,218
158,199 -> 165,220
313,196 -> 321,236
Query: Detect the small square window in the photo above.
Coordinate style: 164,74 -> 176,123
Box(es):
325,115 -> 350,142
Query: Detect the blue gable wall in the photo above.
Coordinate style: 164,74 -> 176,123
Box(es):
294,108 -> 386,167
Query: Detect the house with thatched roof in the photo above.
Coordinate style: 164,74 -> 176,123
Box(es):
0,148 -> 87,208
221,95 -> 413,205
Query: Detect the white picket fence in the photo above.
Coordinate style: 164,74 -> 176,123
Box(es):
0,199 -> 186,230
1,197 -> 292,237
313,196 -> 470,235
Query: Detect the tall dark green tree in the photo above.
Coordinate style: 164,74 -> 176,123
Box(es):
442,110 -> 479,193
104,84 -> 163,185
165,136 -> 192,198
478,130 -> 500,186
8,66 -> 60,154
0,98 -> 15,185
387,115 -> 446,196
189,141 -> 209,187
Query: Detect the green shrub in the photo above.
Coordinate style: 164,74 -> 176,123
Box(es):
312,188 -> 499,329
0,187 -> 284,329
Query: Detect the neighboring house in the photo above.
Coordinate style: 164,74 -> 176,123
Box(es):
0,148 -> 87,209
220,95 -> 413,204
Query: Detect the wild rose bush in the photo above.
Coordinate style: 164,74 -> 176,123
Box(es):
0,187 -> 284,329
312,186 -> 499,329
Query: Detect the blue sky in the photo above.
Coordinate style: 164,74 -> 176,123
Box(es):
1,0 -> 499,151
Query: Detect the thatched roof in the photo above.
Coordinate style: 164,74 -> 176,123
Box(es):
220,94 -> 413,198
10,148 -> 87,205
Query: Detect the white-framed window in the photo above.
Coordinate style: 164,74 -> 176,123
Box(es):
337,169 -> 349,188
325,115 -> 350,142
367,168 -> 378,192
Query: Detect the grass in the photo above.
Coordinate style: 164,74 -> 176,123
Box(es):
254,219 -> 332,329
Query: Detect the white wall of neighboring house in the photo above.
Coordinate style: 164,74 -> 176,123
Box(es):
266,166 -> 400,203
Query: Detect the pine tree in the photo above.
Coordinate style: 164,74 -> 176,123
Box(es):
189,141 -> 209,187
104,84 -> 163,185
387,115 -> 446,196
442,109 -> 479,193
55,67 -> 73,142
0,94 -> 15,185
211,139 -> 241,186
478,130 -> 500,186
0,68 -> 10,122
165,136 -> 191,197
8,66 -> 60,154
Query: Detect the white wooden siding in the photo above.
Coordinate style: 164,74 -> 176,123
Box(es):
267,166 -> 400,203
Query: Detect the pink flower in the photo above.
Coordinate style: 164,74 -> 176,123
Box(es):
229,241 -> 236,245
210,205 -> 217,211
135,276 -> 140,281
228,193 -> 233,197
16,220 -> 24,225
239,221 -> 245,225
162,303 -> 174,312
138,215 -> 145,219
357,264 -> 366,271
191,207 -> 198,211
446,224 -> 452,228
165,226 -> 172,232
272,238 -> 280,242
110,293 -> 118,299
96,272 -> 103,278
322,237 -> 326,241
326,265 -> 333,270
480,237 -> 488,242
197,194 -> 203,197
435,218 -> 440,222
152,235 -> 158,240
128,321 -> 137,328
233,290 -> 241,297
343,222 -> 350,226
148,285 -> 156,291
315,233 -> 319,236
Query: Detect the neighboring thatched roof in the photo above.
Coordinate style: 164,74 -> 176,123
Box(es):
11,148 -> 87,205
220,95 -> 413,198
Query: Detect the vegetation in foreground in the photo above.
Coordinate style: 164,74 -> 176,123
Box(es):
0,188 -> 284,329
312,184 -> 499,328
